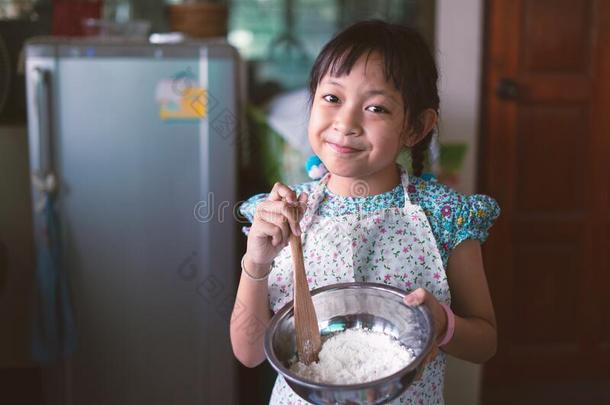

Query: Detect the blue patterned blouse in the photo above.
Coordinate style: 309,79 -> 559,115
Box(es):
239,176 -> 500,269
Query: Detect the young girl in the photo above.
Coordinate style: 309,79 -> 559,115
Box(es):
230,20 -> 500,404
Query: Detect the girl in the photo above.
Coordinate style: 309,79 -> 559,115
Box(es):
230,20 -> 500,404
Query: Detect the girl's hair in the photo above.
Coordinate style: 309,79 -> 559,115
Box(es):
308,19 -> 439,176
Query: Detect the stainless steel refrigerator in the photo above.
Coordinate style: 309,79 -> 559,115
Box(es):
25,37 -> 242,405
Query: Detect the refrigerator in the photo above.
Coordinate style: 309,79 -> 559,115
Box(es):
25,37 -> 242,405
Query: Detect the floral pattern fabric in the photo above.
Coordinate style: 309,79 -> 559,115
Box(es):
239,173 -> 500,269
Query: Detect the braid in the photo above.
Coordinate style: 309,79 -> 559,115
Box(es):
410,131 -> 434,177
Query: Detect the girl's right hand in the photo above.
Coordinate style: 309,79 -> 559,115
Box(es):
245,182 -> 308,271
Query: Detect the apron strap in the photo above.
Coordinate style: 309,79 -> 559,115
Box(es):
300,172 -> 330,233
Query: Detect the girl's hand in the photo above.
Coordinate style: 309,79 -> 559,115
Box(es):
245,182 -> 308,272
403,288 -> 448,380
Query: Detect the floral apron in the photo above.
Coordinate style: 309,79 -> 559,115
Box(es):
267,166 -> 450,404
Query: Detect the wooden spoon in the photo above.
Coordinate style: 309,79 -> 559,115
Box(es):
290,232 -> 321,364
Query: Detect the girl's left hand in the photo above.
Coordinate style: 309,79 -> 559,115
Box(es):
403,288 -> 448,379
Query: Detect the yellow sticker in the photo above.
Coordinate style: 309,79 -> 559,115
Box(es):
155,79 -> 207,121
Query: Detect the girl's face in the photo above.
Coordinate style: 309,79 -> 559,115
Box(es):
308,53 -> 410,180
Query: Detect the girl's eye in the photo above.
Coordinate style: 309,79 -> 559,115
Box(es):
366,105 -> 389,114
322,94 -> 339,103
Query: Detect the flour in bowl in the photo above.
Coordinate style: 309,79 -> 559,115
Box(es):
289,328 -> 414,385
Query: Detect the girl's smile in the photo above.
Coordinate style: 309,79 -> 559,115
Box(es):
325,140 -> 364,155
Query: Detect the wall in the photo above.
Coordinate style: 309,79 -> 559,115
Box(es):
436,0 -> 485,404
436,0 -> 484,196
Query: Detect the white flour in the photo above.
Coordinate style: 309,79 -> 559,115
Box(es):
289,328 -> 414,385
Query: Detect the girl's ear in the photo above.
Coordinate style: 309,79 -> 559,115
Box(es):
402,109 -> 438,147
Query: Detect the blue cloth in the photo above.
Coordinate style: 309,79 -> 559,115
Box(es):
31,194 -> 77,364
239,176 -> 500,269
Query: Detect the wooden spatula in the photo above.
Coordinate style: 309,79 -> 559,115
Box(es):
290,232 -> 321,365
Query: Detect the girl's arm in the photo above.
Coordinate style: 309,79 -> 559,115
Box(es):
443,239 -> 497,362
405,239 -> 497,363
230,183 -> 308,368
230,258 -> 273,368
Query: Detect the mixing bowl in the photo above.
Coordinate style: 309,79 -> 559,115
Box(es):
264,282 -> 435,405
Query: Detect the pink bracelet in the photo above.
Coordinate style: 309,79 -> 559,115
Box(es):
438,303 -> 455,347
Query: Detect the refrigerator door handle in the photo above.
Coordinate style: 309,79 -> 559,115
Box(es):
33,66 -> 52,175
31,67 -> 58,211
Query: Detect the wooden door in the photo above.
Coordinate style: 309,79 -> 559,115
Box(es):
480,0 -> 610,403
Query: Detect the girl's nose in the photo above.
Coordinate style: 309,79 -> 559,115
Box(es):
332,108 -> 362,136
